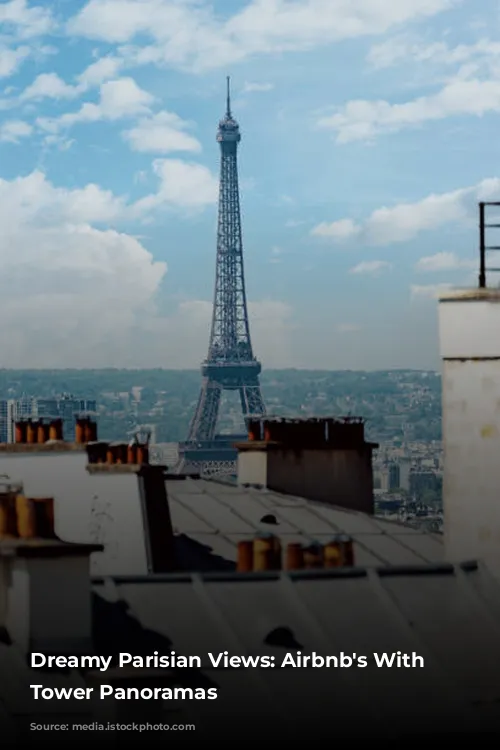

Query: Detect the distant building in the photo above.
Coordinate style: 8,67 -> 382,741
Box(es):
0,400 -> 16,443
380,463 -> 400,491
399,457 -> 411,491
409,469 -> 439,500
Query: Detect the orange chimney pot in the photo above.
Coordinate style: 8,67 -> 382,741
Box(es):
85,419 -> 97,443
127,443 -> 138,464
26,420 -> 37,445
48,418 -> 63,441
253,534 -> 280,571
303,542 -> 324,569
15,421 -> 26,444
37,421 -> 49,444
0,492 -> 18,538
237,539 -> 254,572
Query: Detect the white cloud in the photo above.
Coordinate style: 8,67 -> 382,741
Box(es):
67,0 -> 454,73
0,45 -> 30,77
312,178 -> 500,245
0,170 -> 166,366
415,252 -> 475,272
78,56 -> 124,87
2,171 -> 126,224
0,0 -> 55,40
20,72 -> 81,101
37,78 -> 154,132
133,159 -> 218,212
242,82 -> 274,92
337,322 -> 362,333
0,119 -> 32,142
410,283 -> 453,299
350,260 -> 392,274
16,56 -> 128,108
318,78 -> 500,143
312,218 -> 360,240
269,246 -> 284,264
122,111 -> 201,154
367,35 -> 500,71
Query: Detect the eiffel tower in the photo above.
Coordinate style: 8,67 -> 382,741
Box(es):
177,78 -> 266,477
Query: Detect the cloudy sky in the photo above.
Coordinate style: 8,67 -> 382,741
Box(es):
0,0 -> 495,369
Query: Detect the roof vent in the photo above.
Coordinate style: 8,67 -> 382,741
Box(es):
260,513 -> 278,525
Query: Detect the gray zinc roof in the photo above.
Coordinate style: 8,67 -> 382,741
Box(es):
2,561 -> 500,740
166,477 -> 444,568
89,560 -> 500,736
0,450 -> 444,575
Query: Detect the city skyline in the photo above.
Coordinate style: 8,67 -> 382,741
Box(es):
0,0 -> 496,369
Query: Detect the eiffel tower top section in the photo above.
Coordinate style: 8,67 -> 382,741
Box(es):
216,77 -> 241,149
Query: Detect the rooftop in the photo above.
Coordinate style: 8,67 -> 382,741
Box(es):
2,560 -> 500,738
0,448 -> 443,575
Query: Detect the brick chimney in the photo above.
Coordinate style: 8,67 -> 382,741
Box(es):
439,287 -> 500,570
236,417 -> 377,514
0,489 -> 101,653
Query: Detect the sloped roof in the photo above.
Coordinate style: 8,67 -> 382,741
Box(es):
2,561 -> 500,739
166,477 -> 444,568
0,450 -> 443,575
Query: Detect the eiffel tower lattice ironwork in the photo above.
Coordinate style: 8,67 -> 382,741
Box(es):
178,78 -> 266,475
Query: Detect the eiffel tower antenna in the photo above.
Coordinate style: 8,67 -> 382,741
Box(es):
226,75 -> 231,117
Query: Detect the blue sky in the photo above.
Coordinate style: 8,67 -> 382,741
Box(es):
0,0 -> 497,369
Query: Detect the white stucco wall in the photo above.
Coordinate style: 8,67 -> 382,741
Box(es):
0,453 -> 149,576
439,290 -> 500,570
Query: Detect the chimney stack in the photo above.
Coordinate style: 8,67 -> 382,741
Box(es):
439,287 -> 500,570
75,416 -> 98,445
14,417 -> 65,444
236,538 -> 356,572
136,465 -> 174,573
0,485 -> 101,653
236,417 -> 377,514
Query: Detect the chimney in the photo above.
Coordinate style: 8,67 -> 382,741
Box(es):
0,486 -> 101,654
439,286 -> 500,570
136,465 -> 174,573
76,417 -> 98,445
236,417 -> 377,513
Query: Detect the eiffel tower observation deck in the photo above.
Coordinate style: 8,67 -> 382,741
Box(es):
176,78 -> 266,478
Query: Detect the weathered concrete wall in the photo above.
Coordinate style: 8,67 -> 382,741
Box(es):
439,290 -> 500,570
267,448 -> 374,513
0,452 -> 149,576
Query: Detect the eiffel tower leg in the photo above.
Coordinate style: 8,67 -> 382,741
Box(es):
187,378 -> 222,442
239,381 -> 266,427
